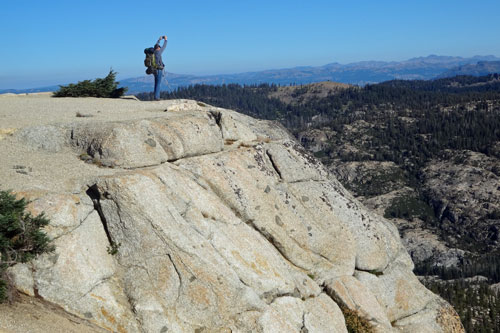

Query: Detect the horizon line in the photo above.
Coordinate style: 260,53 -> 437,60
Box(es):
2,53 -> 500,91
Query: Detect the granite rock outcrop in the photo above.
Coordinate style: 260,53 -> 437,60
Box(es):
1,95 -> 463,332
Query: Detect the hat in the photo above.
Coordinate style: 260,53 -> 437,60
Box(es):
154,44 -> 160,49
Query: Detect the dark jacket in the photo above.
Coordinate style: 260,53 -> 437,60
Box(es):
154,39 -> 168,69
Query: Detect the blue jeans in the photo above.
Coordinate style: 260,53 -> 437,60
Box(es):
154,69 -> 163,100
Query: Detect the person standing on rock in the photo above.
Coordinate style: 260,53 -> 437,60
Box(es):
153,35 -> 168,101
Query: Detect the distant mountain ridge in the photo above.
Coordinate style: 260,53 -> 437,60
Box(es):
121,55 -> 500,93
0,85 -> 60,95
2,55 -> 499,94
437,61 -> 500,78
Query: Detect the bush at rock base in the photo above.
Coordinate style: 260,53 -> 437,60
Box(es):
340,306 -> 374,333
0,190 -> 53,302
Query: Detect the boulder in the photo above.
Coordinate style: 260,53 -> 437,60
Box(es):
260,294 -> 348,333
324,275 -> 392,331
69,114 -> 224,168
354,253 -> 435,324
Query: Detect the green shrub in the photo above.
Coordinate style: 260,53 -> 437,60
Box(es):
487,210 -> 500,219
53,69 -> 127,98
0,190 -> 54,302
345,168 -> 407,198
340,306 -> 374,333
313,150 -> 327,158
384,195 -> 436,223
0,279 -> 6,301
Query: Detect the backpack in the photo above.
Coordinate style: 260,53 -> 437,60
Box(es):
144,47 -> 157,75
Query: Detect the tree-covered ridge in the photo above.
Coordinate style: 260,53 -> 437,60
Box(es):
137,74 -> 500,160
138,84 -> 287,120
377,73 -> 500,92
423,278 -> 500,332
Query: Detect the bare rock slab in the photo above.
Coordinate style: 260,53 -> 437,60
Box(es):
2,96 -> 463,332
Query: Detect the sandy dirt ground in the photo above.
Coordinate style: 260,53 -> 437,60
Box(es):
0,294 -> 107,333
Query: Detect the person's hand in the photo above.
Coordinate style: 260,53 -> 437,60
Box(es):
164,35 -> 168,40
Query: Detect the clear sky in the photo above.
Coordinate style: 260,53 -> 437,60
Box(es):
1,0 -> 500,89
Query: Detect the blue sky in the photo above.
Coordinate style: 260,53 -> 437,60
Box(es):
1,0 -> 500,89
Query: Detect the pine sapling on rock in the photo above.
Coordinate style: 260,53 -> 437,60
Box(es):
0,190 -> 54,302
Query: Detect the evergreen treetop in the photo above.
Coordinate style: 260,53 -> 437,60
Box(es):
53,69 -> 127,98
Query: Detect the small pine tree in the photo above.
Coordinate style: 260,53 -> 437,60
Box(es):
0,190 -> 53,302
53,69 -> 127,98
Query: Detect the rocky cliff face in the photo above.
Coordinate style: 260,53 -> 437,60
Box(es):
421,150 -> 500,251
1,95 -> 463,332
300,121 -> 500,269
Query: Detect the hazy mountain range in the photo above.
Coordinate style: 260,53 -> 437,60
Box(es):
437,60 -> 500,78
2,55 -> 500,94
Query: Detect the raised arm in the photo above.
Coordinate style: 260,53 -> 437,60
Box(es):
157,36 -> 168,54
